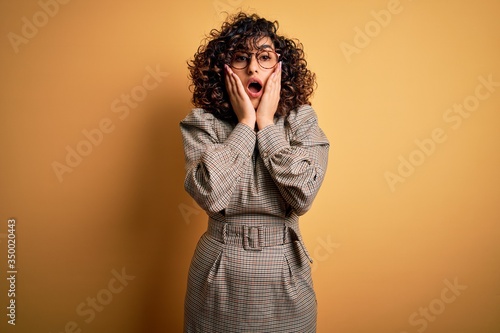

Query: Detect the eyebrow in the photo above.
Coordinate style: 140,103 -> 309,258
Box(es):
236,44 -> 274,54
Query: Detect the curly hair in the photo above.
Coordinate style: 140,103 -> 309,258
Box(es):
188,12 -> 316,121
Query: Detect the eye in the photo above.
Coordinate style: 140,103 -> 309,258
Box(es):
257,51 -> 275,62
233,53 -> 249,62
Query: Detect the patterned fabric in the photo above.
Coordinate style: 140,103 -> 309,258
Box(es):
180,105 -> 329,332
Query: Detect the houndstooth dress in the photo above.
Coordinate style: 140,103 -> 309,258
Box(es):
180,105 -> 329,333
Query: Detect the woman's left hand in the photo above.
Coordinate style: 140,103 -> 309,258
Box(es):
256,62 -> 282,130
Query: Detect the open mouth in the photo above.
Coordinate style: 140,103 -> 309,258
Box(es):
247,79 -> 263,97
248,82 -> 262,93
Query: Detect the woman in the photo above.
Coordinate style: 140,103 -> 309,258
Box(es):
181,12 -> 329,332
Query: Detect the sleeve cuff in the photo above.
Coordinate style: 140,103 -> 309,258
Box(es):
257,124 -> 289,160
225,122 -> 256,157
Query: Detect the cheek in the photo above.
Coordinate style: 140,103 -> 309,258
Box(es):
262,72 -> 274,87
233,72 -> 246,84
260,79 -> 269,90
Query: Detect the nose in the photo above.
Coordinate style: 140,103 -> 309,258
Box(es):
246,54 -> 259,74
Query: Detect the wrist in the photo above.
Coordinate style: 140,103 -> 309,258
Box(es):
256,116 -> 274,130
239,117 -> 256,128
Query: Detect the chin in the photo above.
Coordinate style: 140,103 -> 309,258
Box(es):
251,99 -> 261,110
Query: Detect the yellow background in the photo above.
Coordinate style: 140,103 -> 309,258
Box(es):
1,0 -> 499,332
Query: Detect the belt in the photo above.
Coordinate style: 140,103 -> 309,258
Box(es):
207,219 -> 295,251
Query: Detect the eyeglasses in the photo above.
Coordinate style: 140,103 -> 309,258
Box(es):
230,49 -> 280,70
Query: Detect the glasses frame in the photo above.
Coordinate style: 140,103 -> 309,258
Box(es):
229,49 -> 281,70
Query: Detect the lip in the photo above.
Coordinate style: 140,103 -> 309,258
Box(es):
246,77 -> 263,98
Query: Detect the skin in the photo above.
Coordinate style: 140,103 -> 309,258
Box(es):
224,37 -> 282,131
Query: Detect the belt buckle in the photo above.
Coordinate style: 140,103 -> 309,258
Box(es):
243,225 -> 263,251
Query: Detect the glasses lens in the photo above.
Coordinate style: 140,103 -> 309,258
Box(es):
230,50 -> 279,69
231,52 -> 249,69
257,50 -> 278,69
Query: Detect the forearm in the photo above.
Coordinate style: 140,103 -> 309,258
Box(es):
183,122 -> 256,213
257,120 -> 329,215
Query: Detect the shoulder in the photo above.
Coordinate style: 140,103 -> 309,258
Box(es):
181,108 -> 234,129
180,108 -> 234,139
284,105 -> 329,143
180,108 -> 217,126
285,105 -> 318,129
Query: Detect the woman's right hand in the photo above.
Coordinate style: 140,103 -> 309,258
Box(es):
224,65 -> 256,128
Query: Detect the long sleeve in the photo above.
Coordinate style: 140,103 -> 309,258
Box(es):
256,105 -> 329,216
180,109 -> 256,213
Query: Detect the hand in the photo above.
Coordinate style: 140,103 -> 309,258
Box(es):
224,64 -> 256,128
256,62 -> 281,130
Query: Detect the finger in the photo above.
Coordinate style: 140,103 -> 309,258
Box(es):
265,72 -> 280,95
231,72 -> 248,99
226,67 -> 242,100
272,62 -> 282,85
224,65 -> 235,91
226,66 -> 236,88
272,63 -> 282,95
225,65 -> 242,95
